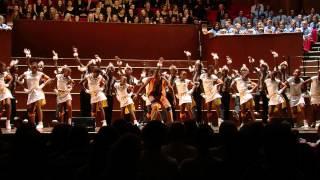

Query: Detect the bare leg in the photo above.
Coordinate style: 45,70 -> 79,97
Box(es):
28,103 -> 36,125
5,99 -> 12,129
57,103 -> 64,123
66,100 -> 72,125
36,101 -> 43,123
206,102 -> 213,125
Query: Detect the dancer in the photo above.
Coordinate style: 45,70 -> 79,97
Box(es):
79,66 -> 108,127
8,59 -> 20,125
173,70 -> 196,121
264,70 -> 287,120
103,62 -> 116,126
0,62 -> 13,130
200,64 -> 223,127
232,64 -> 257,125
18,49 -> 52,129
186,51 -> 204,122
134,58 -> 176,123
284,69 -> 306,127
252,59 -> 269,123
114,75 -> 138,125
53,50 -> 74,125
302,69 -> 320,128
167,64 -> 178,121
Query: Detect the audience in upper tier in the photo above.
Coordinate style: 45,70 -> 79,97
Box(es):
0,0 -> 319,36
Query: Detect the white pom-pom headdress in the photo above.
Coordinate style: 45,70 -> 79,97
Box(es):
184,50 -> 191,57
211,53 -> 219,60
10,59 -> 19,67
271,50 -> 279,58
226,56 -> 232,64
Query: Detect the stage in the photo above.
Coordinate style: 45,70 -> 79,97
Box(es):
1,126 -> 319,142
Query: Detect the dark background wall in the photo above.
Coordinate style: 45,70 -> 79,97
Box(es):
11,20 -> 200,60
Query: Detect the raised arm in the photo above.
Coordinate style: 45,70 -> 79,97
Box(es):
73,47 -> 85,67
24,48 -> 32,69
52,50 -> 59,73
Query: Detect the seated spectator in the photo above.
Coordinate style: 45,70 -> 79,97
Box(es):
0,15 -> 12,30
263,4 -> 272,18
309,15 -> 319,29
65,0 -> 75,16
56,0 -> 65,17
64,13 -> 73,22
251,0 -> 264,19
219,12 -> 229,27
301,20 -> 312,39
145,1 -> 154,19
276,21 -> 288,33
216,3 -> 227,22
287,9 -> 296,24
233,10 -> 248,26
264,19 -> 275,33
33,0 -> 44,17
294,14 -> 303,28
118,8 -> 126,22
288,20 -> 298,32
125,8 -> 135,23
273,9 -> 287,24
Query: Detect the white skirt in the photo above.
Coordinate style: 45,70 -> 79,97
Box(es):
204,92 -> 222,104
239,92 -> 253,105
57,92 -> 72,104
118,95 -> 134,108
178,93 -> 192,105
289,95 -> 305,107
90,91 -> 107,104
0,87 -> 13,101
268,93 -> 284,106
27,89 -> 45,105
311,96 -> 320,105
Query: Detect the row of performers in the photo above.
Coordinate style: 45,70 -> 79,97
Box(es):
0,48 -> 319,130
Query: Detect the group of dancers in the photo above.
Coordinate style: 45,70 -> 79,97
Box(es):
1,48 -> 320,130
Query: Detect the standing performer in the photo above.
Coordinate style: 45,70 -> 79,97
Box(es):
251,59 -> 269,123
284,69 -> 306,128
135,59 -> 176,124
264,70 -> 287,120
103,62 -> 116,126
0,62 -> 13,130
140,69 -> 154,121
18,49 -> 51,129
167,64 -> 178,121
114,75 -> 138,125
185,51 -> 204,122
232,64 -> 257,124
200,65 -> 223,127
53,51 -> 74,125
173,70 -> 195,121
8,60 -> 20,126
79,67 -> 108,127
302,70 -> 320,128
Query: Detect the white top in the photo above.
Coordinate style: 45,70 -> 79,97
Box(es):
234,77 -> 253,105
175,78 -> 192,105
287,77 -> 304,96
56,74 -> 72,104
87,74 -> 104,92
200,73 -> 221,103
265,78 -> 280,96
142,77 -> 151,106
114,82 -> 134,107
24,71 -> 45,105
310,76 -> 320,97
25,71 -> 43,90
0,72 -> 9,90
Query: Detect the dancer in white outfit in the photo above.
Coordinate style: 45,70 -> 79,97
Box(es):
302,69 -> 320,128
0,62 -> 13,130
264,71 -> 287,120
284,69 -> 305,127
114,76 -> 138,125
200,65 -> 223,126
18,50 -> 51,129
52,51 -> 74,125
232,64 -> 257,124
79,67 -> 107,126
173,70 -> 195,121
